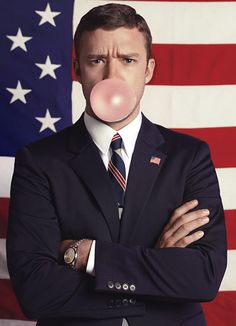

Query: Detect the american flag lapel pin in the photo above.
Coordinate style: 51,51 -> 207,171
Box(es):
150,156 -> 161,165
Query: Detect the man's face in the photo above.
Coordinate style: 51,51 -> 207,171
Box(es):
76,27 -> 155,124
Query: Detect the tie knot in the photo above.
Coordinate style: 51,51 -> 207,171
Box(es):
111,133 -> 122,150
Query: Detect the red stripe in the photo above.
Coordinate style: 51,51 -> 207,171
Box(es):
108,161 -> 126,190
202,291 -> 236,326
108,161 -> 126,189
112,135 -> 121,142
0,279 -> 28,320
0,198 -> 9,238
149,44 -> 236,86
73,44 -> 236,85
0,281 -> 235,323
173,127 -> 236,169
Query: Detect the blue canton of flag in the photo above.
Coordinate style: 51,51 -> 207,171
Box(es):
0,0 -> 74,157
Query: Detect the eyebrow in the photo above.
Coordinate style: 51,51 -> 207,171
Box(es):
87,54 -> 105,59
86,53 -> 140,59
119,53 -> 140,58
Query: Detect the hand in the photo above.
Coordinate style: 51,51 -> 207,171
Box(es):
60,239 -> 93,270
156,200 -> 209,248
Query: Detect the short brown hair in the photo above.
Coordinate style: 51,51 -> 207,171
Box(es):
74,3 -> 152,60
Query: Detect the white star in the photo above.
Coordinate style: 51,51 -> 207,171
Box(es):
6,80 -> 32,104
35,55 -> 61,79
35,3 -> 61,27
6,28 -> 32,52
36,109 -> 61,132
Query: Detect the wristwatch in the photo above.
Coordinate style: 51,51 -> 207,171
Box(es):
63,240 -> 82,270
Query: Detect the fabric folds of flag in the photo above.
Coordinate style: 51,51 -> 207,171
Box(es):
0,1 -> 236,326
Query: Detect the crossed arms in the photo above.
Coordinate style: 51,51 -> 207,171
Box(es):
6,140 -> 227,319
60,199 -> 211,270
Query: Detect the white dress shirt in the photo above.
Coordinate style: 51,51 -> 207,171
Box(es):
83,111 -> 142,275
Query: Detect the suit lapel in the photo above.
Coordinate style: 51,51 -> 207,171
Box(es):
119,115 -> 167,243
67,115 -> 120,242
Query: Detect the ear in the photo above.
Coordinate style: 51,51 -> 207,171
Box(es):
145,58 -> 155,84
74,60 -> 81,83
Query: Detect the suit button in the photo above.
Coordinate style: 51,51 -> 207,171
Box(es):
130,284 -> 136,292
122,298 -> 129,306
115,299 -> 121,307
122,283 -> 129,291
107,281 -> 114,289
115,282 -> 122,290
129,298 -> 136,305
108,299 -> 114,308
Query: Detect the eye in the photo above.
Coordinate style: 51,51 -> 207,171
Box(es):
90,58 -> 105,65
123,58 -> 135,64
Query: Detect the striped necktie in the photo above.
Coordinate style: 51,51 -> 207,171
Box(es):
108,133 -> 126,207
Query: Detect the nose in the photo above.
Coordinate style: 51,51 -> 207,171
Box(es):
104,60 -> 118,80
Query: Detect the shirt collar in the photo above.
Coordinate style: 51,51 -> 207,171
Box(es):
84,111 -> 142,158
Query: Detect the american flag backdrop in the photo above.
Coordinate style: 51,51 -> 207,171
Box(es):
0,0 -> 235,325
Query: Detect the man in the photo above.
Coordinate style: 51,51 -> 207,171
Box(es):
7,3 -> 227,326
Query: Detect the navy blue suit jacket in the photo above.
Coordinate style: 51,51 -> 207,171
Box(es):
7,114 -> 227,325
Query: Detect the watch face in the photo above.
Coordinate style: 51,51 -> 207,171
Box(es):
64,247 -> 75,264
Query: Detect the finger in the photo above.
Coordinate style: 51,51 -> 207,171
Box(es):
161,216 -> 209,247
162,200 -> 199,233
174,230 -> 205,248
170,199 -> 199,224
174,216 -> 209,238
170,209 -> 210,233
163,209 -> 209,238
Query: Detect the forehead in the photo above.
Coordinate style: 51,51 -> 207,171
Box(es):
79,27 -> 146,54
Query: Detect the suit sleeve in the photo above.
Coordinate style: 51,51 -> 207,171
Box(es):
6,147 -> 145,320
94,141 -> 227,302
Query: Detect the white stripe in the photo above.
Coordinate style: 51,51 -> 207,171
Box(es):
72,82 -> 236,129
142,85 -> 236,129
0,320 -> 36,326
71,81 -> 84,124
216,168 -> 236,211
0,157 -> 14,198
220,250 -> 236,291
0,239 -> 9,279
73,0 -> 236,44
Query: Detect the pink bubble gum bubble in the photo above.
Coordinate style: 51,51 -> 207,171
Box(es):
90,78 -> 137,123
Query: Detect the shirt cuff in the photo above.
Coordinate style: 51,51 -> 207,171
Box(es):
86,240 -> 96,276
